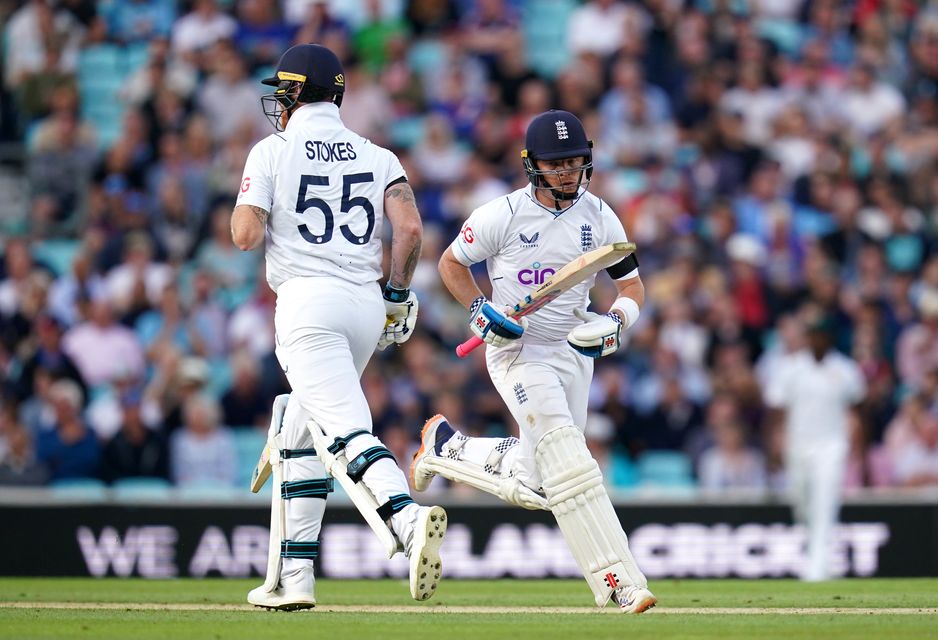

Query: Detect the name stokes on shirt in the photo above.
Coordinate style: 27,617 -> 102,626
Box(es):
305,140 -> 357,162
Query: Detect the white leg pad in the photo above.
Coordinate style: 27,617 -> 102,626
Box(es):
307,420 -> 399,558
261,433 -> 284,593
420,456 -> 548,510
535,425 -> 648,607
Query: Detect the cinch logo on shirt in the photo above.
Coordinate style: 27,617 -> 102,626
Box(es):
518,262 -> 555,285
519,232 -> 539,248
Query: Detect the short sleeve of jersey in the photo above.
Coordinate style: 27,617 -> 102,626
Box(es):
384,149 -> 407,189
451,201 -> 507,266
600,199 -> 639,280
236,137 -> 276,211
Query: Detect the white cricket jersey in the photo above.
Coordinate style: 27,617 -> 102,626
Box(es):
236,103 -> 406,291
451,187 -> 638,344
763,350 -> 866,448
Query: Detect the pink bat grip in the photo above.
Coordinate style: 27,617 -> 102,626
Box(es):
455,335 -> 484,358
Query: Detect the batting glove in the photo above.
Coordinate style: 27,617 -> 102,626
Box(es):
468,296 -> 527,347
378,285 -> 418,351
567,308 -> 622,358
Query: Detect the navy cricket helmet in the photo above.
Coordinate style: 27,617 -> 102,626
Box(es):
260,44 -> 346,131
522,110 -> 593,203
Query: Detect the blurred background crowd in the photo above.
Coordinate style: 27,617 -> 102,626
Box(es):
1,0 -> 937,496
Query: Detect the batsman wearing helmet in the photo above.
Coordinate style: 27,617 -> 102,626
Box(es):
231,44 -> 446,610
412,110 -> 656,612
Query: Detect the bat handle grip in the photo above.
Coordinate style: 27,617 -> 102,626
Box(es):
455,335 -> 484,358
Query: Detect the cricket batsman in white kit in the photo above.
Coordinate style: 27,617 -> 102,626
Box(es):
411,110 -> 656,613
231,44 -> 446,610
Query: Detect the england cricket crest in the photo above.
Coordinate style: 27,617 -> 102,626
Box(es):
580,224 -> 593,252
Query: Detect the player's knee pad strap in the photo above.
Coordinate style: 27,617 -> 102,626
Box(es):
282,447 -> 317,459
281,477 -> 334,500
327,429 -> 372,455
376,493 -> 415,521
280,540 -> 320,559
347,446 -> 397,482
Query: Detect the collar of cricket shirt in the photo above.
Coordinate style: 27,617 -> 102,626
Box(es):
285,102 -> 342,132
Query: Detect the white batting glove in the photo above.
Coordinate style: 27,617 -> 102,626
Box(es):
567,308 -> 622,358
468,296 -> 528,347
378,285 -> 418,351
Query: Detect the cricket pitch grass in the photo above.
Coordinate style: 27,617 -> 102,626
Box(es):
1,578 -> 936,639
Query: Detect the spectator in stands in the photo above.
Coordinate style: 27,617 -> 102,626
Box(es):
35,379 -> 100,481
197,45 -> 267,143
890,405 -> 938,487
0,420 -> 49,486
698,418 -> 767,491
3,0 -> 82,93
585,413 -> 638,490
838,59 -> 906,139
14,314 -> 87,404
170,0 -> 237,65
195,206 -> 259,310
896,287 -> 938,392
169,393 -> 236,487
568,0 -> 647,60
103,231 -> 173,318
221,350 -> 267,429
46,248 -> 107,327
100,387 -> 168,483
62,296 -> 146,387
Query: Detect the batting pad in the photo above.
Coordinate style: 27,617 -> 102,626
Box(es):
535,425 -> 647,606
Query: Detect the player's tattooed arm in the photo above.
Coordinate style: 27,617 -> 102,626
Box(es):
385,182 -> 423,289
386,183 -> 416,205
231,204 -> 269,251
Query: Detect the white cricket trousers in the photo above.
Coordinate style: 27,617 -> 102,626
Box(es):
273,276 -> 414,571
786,441 -> 847,581
482,341 -> 593,490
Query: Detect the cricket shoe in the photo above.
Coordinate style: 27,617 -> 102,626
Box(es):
611,585 -> 657,614
406,505 -> 447,601
410,414 -> 456,491
248,567 -> 316,611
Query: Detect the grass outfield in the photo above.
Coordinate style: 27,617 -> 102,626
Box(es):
1,578 -> 936,639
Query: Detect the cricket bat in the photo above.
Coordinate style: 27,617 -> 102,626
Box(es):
455,241 -> 637,358
250,444 -> 272,493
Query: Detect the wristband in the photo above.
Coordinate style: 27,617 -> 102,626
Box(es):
384,284 -> 410,303
610,297 -> 640,329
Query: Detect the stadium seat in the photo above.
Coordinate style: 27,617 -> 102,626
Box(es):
32,239 -> 80,277
49,478 -> 109,500
521,0 -> 576,79
636,450 -> 696,489
111,477 -> 173,500
176,481 -> 241,501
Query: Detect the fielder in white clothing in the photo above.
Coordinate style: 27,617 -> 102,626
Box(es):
411,110 -> 656,613
231,44 -> 446,609
763,316 -> 866,581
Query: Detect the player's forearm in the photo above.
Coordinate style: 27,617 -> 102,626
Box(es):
388,226 -> 421,289
439,247 -> 483,309
385,183 -> 423,288
231,205 -> 268,251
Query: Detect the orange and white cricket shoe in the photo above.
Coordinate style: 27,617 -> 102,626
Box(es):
410,414 -> 455,492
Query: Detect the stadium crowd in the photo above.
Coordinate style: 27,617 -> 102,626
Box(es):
1,0 -> 937,495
